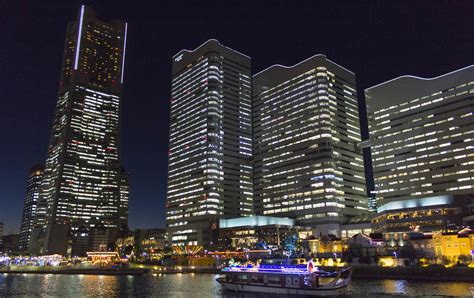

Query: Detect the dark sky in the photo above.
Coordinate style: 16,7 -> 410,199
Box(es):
1,0 -> 472,234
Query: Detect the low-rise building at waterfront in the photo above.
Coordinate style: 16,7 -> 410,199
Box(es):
134,228 -> 166,259
433,228 -> 474,260
218,216 -> 312,250
340,214 -> 374,239
371,195 -> 471,233
304,234 -> 346,258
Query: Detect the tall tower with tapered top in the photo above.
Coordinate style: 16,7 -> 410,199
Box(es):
30,5 -> 128,255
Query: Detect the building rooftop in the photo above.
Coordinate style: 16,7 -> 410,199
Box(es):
365,65 -> 474,111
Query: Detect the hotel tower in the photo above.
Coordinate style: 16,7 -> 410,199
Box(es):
30,6 -> 128,254
253,55 -> 368,235
166,40 -> 253,246
367,66 -> 474,231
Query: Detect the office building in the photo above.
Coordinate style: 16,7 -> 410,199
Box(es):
19,165 -> 44,251
366,66 -> 474,231
30,5 -> 128,255
119,166 -> 130,229
253,55 -> 368,236
166,39 -> 253,246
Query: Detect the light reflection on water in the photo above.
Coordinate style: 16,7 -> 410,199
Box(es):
0,273 -> 472,297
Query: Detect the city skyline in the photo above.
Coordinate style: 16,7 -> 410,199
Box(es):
1,1 -> 473,233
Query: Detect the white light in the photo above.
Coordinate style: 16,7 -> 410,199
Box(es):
74,5 -> 85,70
121,22 -> 128,84
175,54 -> 183,62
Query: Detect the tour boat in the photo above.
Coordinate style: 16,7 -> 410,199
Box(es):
217,261 -> 352,296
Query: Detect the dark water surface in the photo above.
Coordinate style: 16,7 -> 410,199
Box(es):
0,273 -> 472,297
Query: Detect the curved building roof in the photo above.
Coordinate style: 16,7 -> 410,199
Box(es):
365,65 -> 474,111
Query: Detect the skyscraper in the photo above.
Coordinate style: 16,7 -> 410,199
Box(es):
19,165 -> 44,251
119,166 -> 130,229
166,40 -> 253,246
30,5 -> 128,255
253,55 -> 368,235
366,66 -> 474,228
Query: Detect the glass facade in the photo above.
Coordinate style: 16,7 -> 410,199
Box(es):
253,55 -> 368,234
366,66 -> 474,209
19,165 -> 44,251
166,40 -> 253,246
30,6 -> 127,255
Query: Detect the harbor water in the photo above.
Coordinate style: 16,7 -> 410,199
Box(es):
0,273 -> 473,297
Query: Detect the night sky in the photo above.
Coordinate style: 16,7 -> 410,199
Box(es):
1,1 -> 472,234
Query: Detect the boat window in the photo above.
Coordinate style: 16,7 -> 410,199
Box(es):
267,276 -> 280,285
251,275 -> 264,283
237,274 -> 248,282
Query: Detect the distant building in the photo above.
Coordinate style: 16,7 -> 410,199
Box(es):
2,234 -> 20,254
119,166 -> 130,229
253,55 -> 368,236
134,228 -> 166,260
166,40 -> 253,247
19,165 -> 44,251
30,5 -> 128,255
366,66 -> 474,228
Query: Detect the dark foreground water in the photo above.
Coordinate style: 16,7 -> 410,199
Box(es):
0,273 -> 473,297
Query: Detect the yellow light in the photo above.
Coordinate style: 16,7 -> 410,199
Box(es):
378,257 -> 397,267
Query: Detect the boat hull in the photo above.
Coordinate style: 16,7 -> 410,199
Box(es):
218,279 -> 348,296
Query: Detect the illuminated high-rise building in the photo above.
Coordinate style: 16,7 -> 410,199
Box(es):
253,55 -> 368,235
166,39 -> 253,246
366,66 -> 474,223
119,166 -> 130,229
19,165 -> 44,251
30,5 -> 128,255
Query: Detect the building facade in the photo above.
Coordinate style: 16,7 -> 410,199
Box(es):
30,5 -> 128,255
166,39 -> 253,246
19,165 -> 44,251
119,166 -> 130,229
366,66 -> 474,231
218,216 -> 312,250
253,55 -> 368,235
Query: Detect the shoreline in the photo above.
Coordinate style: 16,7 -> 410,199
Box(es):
0,268 -> 148,276
1,267 -> 473,282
